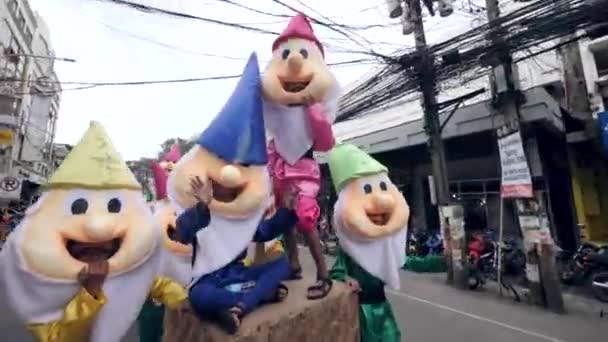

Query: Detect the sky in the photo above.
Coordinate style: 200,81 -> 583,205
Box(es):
26,0 -> 487,160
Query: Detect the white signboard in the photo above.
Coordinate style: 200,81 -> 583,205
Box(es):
498,131 -> 533,198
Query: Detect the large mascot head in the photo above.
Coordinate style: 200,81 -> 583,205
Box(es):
168,53 -> 271,278
151,146 -> 192,286
328,143 -> 410,289
262,13 -> 336,106
168,53 -> 269,219
151,146 -> 191,256
22,121 -> 157,279
0,121 -> 161,342
261,13 -> 340,164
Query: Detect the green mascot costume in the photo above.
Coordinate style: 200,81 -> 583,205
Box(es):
328,143 -> 409,342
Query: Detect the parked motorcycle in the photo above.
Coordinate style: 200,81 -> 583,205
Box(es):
407,230 -> 429,257
560,241 -> 608,285
407,231 -> 443,257
425,233 -> 444,255
467,231 -> 524,301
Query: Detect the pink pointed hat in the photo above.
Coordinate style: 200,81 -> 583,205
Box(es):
272,13 -> 324,56
163,144 -> 181,163
150,161 -> 168,200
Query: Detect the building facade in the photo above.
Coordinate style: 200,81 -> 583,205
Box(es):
319,30 -> 608,250
0,0 -> 61,203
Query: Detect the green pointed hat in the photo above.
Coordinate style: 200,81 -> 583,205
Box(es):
43,121 -> 141,191
327,143 -> 388,192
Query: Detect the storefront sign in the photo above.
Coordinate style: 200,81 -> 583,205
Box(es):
498,131 -> 533,198
0,175 -> 22,200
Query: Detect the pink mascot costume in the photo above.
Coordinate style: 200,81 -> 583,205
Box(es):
262,13 -> 341,299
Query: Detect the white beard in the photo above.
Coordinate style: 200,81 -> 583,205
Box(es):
263,82 -> 341,165
333,193 -> 407,290
0,217 -> 163,342
178,171 -> 271,287
160,248 -> 192,287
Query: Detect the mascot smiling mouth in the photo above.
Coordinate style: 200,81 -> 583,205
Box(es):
66,238 -> 122,263
280,76 -> 312,93
166,223 -> 178,241
367,212 -> 390,226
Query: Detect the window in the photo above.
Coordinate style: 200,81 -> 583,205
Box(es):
595,51 -> 608,78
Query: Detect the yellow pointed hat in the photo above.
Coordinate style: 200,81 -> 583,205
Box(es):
43,121 -> 141,191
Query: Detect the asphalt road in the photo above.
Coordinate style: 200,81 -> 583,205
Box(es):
1,250 -> 607,341
298,250 -> 608,342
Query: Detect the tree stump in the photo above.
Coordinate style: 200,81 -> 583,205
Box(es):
163,279 -> 359,342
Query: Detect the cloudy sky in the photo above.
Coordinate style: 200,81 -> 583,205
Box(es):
27,0 -> 485,160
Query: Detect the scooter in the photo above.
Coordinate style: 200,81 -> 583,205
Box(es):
560,241 -> 608,285
426,233 -> 444,255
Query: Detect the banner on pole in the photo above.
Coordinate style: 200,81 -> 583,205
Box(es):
498,131 -> 533,198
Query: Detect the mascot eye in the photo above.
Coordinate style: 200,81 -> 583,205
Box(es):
107,198 -> 122,213
299,48 -> 309,59
363,184 -> 373,194
379,181 -> 388,191
281,49 -> 290,60
71,198 -> 88,215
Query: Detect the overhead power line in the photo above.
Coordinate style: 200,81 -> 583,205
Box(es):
94,0 -> 280,35
3,58 -> 375,95
336,0 -> 608,122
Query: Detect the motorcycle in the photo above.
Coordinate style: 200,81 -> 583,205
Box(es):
560,241 -> 608,285
467,232 -> 523,301
407,230 -> 429,257
425,233 -> 444,255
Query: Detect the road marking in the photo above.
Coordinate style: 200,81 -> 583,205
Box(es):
388,290 -> 566,342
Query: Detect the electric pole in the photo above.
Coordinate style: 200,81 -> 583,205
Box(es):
485,0 -> 563,312
388,0 -> 468,288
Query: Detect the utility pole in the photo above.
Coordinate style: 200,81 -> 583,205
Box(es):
485,0 -> 563,312
395,0 -> 468,288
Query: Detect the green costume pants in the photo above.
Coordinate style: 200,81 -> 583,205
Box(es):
137,298 -> 165,342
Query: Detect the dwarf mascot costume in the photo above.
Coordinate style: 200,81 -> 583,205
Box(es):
261,12 -> 341,300
168,53 -> 292,334
137,144 -> 191,342
327,144 -> 409,342
0,121 -> 187,342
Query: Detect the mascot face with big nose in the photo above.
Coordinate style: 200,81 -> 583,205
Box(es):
168,147 -> 269,219
168,53 -> 270,219
20,122 -> 157,280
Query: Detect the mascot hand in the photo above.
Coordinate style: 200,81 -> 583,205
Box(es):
190,176 -> 213,205
301,91 -> 317,106
346,277 -> 361,293
78,260 -> 109,297
281,186 -> 299,210
176,300 -> 192,320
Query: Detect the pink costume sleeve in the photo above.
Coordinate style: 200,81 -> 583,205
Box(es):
306,103 -> 335,152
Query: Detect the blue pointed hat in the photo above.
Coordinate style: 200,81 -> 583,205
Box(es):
198,52 -> 267,165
